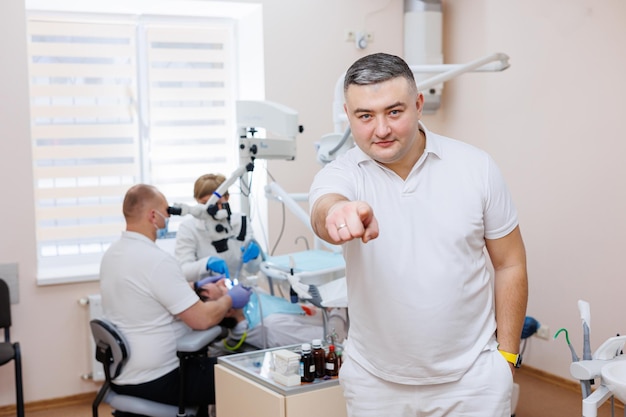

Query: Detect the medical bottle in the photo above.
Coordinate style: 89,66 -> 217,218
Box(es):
325,344 -> 339,377
335,346 -> 343,370
312,339 -> 326,379
300,343 -> 315,383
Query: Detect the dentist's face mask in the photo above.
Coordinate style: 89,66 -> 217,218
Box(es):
154,210 -> 169,239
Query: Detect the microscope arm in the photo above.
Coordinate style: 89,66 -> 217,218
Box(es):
205,163 -> 254,208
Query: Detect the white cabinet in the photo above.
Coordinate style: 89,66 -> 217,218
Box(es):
215,346 -> 347,417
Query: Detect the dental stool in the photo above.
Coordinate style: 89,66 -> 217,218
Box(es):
90,318 -> 222,417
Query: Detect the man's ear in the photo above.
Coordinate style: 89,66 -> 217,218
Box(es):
416,92 -> 425,114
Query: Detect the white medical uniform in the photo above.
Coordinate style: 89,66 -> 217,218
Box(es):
175,213 -> 252,281
309,124 -> 518,414
100,231 -> 199,385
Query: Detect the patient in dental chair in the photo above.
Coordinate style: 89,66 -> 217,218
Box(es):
198,278 -> 348,352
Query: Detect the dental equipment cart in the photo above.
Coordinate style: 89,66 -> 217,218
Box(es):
215,344 -> 347,417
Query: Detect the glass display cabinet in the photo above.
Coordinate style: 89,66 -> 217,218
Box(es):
215,344 -> 347,417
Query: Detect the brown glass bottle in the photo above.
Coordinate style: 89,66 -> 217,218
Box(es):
300,343 -> 315,383
325,344 -> 339,377
312,339 -> 326,379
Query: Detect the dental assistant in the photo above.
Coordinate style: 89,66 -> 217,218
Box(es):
175,173 -> 260,282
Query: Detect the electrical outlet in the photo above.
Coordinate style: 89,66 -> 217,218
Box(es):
535,325 -> 551,340
344,30 -> 374,43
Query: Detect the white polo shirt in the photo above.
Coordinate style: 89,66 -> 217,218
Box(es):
309,125 -> 518,385
100,231 -> 200,385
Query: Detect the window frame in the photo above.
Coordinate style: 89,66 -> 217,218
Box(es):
25,0 -> 266,285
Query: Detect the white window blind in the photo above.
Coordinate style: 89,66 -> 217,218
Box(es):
27,13 -> 239,283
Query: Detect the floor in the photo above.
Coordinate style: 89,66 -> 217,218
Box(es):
17,369 -> 626,417
25,402 -> 113,417
513,369 -> 623,417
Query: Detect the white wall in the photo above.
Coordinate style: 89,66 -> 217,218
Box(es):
248,0 -> 404,256
440,0 -> 626,380
1,0 -> 625,407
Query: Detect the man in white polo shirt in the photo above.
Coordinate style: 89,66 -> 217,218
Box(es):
100,183 -> 252,416
309,53 -> 528,417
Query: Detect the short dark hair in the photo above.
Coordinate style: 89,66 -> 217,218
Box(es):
344,53 -> 417,95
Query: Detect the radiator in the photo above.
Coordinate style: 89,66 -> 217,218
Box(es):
80,294 -> 105,381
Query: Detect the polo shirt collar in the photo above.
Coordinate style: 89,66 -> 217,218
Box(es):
122,230 -> 156,245
420,121 -> 443,160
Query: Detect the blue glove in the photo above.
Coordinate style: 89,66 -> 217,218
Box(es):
241,241 -> 260,263
228,284 -> 252,309
206,256 -> 230,278
195,274 -> 227,289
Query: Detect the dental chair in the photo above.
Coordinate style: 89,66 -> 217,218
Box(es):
90,318 -> 222,417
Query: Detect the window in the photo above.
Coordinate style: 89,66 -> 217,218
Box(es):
26,1 -> 264,284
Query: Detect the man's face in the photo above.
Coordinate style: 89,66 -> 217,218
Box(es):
202,280 -> 229,301
344,77 -> 424,173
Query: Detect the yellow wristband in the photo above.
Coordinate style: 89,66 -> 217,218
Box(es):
498,349 -> 522,368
